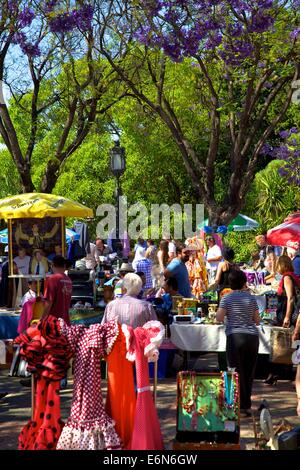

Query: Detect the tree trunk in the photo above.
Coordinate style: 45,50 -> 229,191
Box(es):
18,164 -> 35,193
40,160 -> 60,193
206,198 -> 242,227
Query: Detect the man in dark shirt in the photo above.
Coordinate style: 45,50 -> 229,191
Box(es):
43,255 -> 72,324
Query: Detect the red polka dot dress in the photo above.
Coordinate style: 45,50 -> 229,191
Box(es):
14,316 -> 72,450
56,319 -> 121,450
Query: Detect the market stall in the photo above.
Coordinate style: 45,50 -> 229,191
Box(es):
0,192 -> 93,419
170,323 -> 272,354
267,214 -> 300,246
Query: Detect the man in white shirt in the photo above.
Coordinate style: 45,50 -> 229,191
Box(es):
206,236 -> 222,283
168,240 -> 177,260
162,237 -> 176,260
14,247 -> 31,275
82,243 -> 97,270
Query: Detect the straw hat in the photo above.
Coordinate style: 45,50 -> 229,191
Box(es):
118,262 -> 135,273
184,244 -> 201,252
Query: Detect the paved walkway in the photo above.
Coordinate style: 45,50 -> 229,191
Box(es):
0,360 -> 299,450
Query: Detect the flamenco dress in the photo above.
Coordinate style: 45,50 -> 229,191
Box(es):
56,319 -> 121,450
105,324 -> 136,449
14,316 -> 72,450
122,320 -> 165,450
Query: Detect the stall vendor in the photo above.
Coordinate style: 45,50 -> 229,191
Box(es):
205,236 -> 222,283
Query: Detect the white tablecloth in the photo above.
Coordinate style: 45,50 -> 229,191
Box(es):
170,323 -> 272,354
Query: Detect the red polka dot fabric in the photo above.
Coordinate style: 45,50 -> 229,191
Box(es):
56,319 -> 121,450
19,378 -> 63,450
14,316 -> 72,450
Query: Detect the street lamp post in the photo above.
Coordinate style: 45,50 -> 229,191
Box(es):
110,140 -> 126,260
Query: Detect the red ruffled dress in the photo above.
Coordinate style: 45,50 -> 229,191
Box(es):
122,320 -> 165,450
14,316 -> 72,450
56,319 -> 121,450
105,325 -> 136,449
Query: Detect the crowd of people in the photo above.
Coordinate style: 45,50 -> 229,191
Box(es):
3,229 -> 300,421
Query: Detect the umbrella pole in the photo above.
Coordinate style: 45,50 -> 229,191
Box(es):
61,217 -> 66,257
8,219 -> 13,276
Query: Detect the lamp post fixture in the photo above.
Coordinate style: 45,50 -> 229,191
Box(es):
110,140 -> 126,259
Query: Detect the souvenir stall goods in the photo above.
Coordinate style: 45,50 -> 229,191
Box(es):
171,295 -> 184,313
260,292 -> 278,322
122,321 -> 165,450
244,270 -> 266,286
174,371 -> 240,450
14,316 -> 72,450
105,325 -> 136,450
185,253 -> 208,299
56,319 -> 121,450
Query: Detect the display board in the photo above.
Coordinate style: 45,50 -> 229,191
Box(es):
8,217 -> 65,276
176,371 -> 240,444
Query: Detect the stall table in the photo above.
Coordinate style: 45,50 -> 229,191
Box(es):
0,311 -> 20,340
170,323 -> 272,354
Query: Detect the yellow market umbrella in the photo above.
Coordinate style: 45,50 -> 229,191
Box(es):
0,193 -> 93,219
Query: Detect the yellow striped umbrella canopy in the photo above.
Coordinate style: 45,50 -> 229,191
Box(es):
0,193 -> 93,219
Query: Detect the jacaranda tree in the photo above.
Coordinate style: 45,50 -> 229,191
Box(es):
96,0 -> 300,224
0,1 -> 127,193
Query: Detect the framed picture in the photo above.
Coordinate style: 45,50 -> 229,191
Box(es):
176,371 -> 240,444
8,217 -> 65,276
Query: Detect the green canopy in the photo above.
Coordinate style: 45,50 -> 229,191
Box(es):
197,214 -> 259,232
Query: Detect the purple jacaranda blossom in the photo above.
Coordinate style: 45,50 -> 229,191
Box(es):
260,143 -> 273,156
290,27 -> 300,39
45,0 -> 59,13
48,5 -> 93,33
18,7 -> 35,28
7,0 -> 18,14
279,130 -> 290,139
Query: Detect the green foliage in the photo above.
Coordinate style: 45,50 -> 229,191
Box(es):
0,149 -> 21,197
223,232 -> 259,263
226,160 -> 300,261
244,160 -> 300,231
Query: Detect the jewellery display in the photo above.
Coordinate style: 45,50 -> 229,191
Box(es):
178,371 -> 239,433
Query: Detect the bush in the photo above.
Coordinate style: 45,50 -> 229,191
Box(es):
223,232 -> 259,263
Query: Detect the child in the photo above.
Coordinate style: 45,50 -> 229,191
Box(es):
21,279 -> 37,307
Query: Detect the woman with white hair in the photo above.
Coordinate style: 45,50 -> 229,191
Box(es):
101,273 -> 157,328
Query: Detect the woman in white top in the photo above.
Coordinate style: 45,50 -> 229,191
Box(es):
151,240 -> 169,288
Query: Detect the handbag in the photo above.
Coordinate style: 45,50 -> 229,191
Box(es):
8,345 -> 31,378
270,327 -> 294,364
